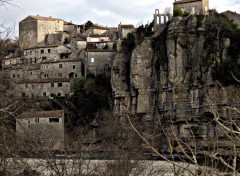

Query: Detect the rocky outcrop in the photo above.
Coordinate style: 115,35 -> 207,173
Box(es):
111,15 -> 240,152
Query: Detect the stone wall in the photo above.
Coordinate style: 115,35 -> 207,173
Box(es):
86,50 -> 117,75
16,110 -> 64,150
173,0 -> 209,15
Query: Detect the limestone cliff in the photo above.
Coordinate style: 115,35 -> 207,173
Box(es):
111,15 -> 240,152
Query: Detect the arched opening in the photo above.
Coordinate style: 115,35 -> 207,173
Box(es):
69,72 -> 74,78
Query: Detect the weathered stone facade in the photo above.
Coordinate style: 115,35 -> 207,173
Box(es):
19,16 -> 64,50
173,0 -> 209,15
16,110 -> 65,151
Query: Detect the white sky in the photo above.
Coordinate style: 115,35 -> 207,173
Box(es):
0,0 -> 239,37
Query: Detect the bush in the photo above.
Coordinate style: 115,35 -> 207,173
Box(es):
174,8 -> 183,17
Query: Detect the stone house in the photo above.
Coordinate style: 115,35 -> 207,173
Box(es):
16,110 -> 64,151
17,78 -> 74,98
86,50 -> 116,75
118,23 -> 134,39
19,15 -> 65,50
173,0 -> 209,15
22,45 -> 72,64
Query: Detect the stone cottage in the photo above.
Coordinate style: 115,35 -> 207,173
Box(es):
16,110 -> 65,151
173,0 -> 209,15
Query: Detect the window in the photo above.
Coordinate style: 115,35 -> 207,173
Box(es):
58,73 -> 62,77
49,118 -> 59,123
57,93 -> 61,97
50,93 -> 55,97
35,118 -> 39,123
30,51 -> 32,55
51,83 -> 54,87
43,92 -> 46,96
32,85 -> 35,89
48,49 -> 51,53
42,57 -> 47,61
58,83 -> 62,87
59,64 -> 62,68
41,49 -> 44,54
73,64 -> 75,69
17,74 -> 20,78
91,58 -> 95,63
34,58 -> 37,63
30,72 -> 32,75
12,74 -> 15,78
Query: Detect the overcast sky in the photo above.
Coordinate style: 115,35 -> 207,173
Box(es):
0,0 -> 239,37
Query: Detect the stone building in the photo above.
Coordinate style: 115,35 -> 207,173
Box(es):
16,110 -> 65,151
19,15 -> 65,50
17,78 -> 75,98
173,0 -> 209,15
118,23 -> 134,39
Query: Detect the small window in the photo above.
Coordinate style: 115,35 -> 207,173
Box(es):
59,64 -> 62,68
51,83 -> 54,87
50,93 -> 55,97
49,118 -> 59,123
34,58 -> 37,63
58,73 -> 62,77
35,118 -> 39,123
42,57 -> 47,61
17,74 -> 20,78
41,49 -> 44,54
91,58 -> 95,63
57,93 -> 61,96
73,64 -> 75,69
48,49 -> 51,53
43,92 -> 46,96
58,83 -> 62,87
32,85 -> 35,89
13,74 -> 15,78
30,72 -> 32,75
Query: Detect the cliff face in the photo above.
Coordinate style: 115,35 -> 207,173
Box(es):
111,15 -> 240,151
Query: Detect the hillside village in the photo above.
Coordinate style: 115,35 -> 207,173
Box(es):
1,1 -> 240,174
2,16 -> 134,98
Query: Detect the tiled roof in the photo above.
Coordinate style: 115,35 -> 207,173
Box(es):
17,77 -> 74,84
174,0 -> 201,4
28,15 -> 64,21
18,110 -> 64,119
120,24 -> 134,28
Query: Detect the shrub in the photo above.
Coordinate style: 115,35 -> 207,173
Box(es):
174,8 -> 183,17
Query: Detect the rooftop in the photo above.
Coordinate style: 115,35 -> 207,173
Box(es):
174,0 -> 202,4
18,110 -> 64,119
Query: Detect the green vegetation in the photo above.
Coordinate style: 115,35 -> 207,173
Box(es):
85,20 -> 94,31
173,8 -> 190,17
196,14 -> 205,27
152,27 -> 168,71
70,74 -> 112,126
204,12 -> 240,85
122,32 -> 136,54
